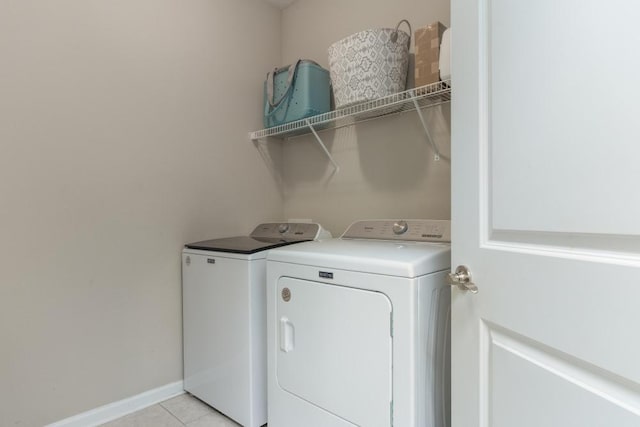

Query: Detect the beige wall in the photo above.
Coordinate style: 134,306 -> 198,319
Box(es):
0,1 -> 282,425
280,0 -> 451,236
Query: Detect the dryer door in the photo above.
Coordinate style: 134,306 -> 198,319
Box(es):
276,277 -> 393,427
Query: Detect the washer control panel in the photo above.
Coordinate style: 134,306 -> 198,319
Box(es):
250,223 -> 326,240
341,219 -> 451,243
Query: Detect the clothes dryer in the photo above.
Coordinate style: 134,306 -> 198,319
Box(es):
266,220 -> 451,427
182,222 -> 330,427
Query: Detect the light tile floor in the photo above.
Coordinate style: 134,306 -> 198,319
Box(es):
100,393 -> 244,427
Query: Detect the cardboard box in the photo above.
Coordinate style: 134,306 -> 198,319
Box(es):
414,21 -> 447,87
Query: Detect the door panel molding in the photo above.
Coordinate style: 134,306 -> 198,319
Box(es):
479,320 -> 492,427
478,0 -> 492,246
479,0 -> 640,264
485,322 -> 640,422
484,231 -> 640,267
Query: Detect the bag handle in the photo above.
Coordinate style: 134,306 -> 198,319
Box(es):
266,59 -> 303,109
391,19 -> 412,49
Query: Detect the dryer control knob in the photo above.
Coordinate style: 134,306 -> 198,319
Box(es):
278,223 -> 290,233
393,220 -> 408,235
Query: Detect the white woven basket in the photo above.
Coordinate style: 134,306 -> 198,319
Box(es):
328,22 -> 411,109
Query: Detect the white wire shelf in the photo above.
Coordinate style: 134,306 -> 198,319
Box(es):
249,80 -> 451,140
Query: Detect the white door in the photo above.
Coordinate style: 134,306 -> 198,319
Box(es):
276,277 -> 393,427
452,1 -> 640,426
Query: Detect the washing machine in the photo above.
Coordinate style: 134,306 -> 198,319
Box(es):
182,222 -> 330,427
266,219 -> 451,427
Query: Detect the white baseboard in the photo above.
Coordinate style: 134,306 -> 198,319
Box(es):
46,380 -> 185,427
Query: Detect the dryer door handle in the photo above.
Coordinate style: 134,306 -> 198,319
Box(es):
280,317 -> 295,353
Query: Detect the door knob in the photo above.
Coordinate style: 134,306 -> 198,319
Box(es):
447,265 -> 478,293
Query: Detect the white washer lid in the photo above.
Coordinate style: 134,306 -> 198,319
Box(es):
267,238 -> 451,278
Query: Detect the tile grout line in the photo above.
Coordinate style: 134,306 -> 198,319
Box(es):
157,402 -> 188,426
183,411 -> 210,427
159,394 -> 219,427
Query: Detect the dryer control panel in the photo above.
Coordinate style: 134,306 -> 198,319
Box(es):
341,219 -> 451,243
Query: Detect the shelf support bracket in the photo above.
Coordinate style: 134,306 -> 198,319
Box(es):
305,119 -> 340,173
410,91 -> 441,161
